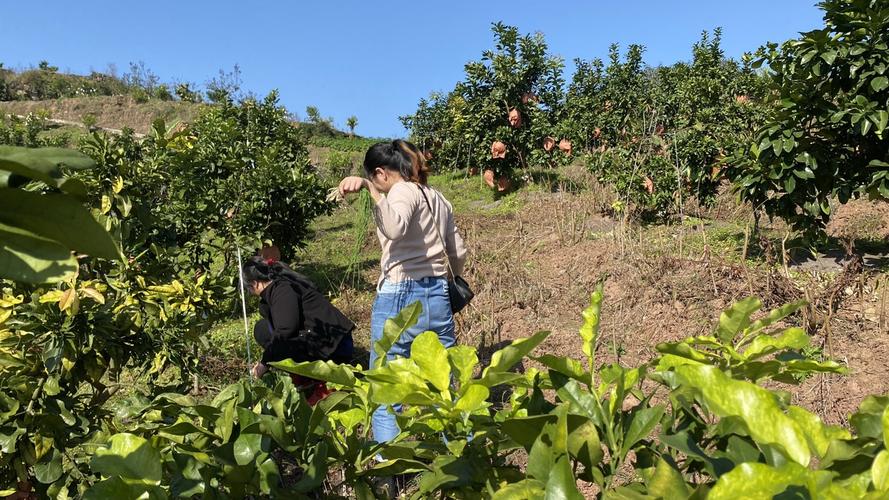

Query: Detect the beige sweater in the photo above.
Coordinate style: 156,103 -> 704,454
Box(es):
372,181 -> 467,286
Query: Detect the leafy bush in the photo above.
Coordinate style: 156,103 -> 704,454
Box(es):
730,0 -> 889,238
402,23 -> 567,181
0,93 -> 334,497
56,290 -> 889,499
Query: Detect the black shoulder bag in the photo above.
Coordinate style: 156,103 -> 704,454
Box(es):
418,185 -> 474,314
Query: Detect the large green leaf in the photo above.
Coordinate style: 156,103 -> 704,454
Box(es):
787,405 -> 850,459
83,477 -> 163,500
416,455 -> 475,493
674,364 -> 812,465
411,330 -> 451,392
566,414 -> 603,470
708,462 -> 832,499
233,432 -> 263,466
850,396 -> 889,440
535,354 -> 588,383
621,405 -> 665,456
742,327 -> 808,360
454,383 -> 489,412
0,188 -> 121,260
91,433 -> 162,483
0,222 -> 77,283
448,345 -> 478,388
715,297 -> 760,343
271,359 -> 357,387
872,450 -> 889,491
550,371 -> 605,427
373,301 -> 422,367
490,479 -> 546,500
534,406 -> 584,500
0,146 -> 95,192
502,414 -> 557,451
480,330 -> 551,386
646,458 -> 692,498
33,449 -> 63,484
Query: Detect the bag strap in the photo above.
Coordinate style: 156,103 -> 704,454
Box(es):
417,184 -> 456,278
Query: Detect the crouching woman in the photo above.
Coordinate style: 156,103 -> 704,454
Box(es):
242,256 -> 355,395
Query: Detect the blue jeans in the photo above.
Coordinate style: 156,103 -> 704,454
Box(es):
369,276 -> 455,445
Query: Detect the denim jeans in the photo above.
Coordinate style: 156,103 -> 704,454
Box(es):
369,276 -> 455,445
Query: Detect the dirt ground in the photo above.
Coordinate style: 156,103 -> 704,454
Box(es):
447,189 -> 889,428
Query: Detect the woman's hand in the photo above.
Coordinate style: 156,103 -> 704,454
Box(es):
338,176 -> 368,197
251,362 -> 269,378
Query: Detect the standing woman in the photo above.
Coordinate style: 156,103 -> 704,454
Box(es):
338,140 -> 467,444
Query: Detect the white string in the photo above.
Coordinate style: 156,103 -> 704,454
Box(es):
236,246 -> 253,378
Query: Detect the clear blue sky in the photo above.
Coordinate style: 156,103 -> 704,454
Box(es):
1,1 -> 824,138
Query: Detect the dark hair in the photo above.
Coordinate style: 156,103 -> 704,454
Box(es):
363,140 -> 428,185
240,255 -> 316,292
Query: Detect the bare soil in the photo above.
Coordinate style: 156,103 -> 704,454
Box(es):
449,189 -> 889,427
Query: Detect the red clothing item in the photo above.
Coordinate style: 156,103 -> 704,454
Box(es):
290,374 -> 334,406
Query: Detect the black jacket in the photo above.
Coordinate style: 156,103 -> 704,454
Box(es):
257,273 -> 354,364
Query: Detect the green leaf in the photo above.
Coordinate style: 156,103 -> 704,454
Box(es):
271,359 -> 356,387
83,477 -> 159,500
454,383 -> 489,412
675,365 -> 812,465
743,328 -> 808,360
874,111 -> 889,134
872,450 -> 889,491
0,188 -> 121,260
0,146 -> 95,192
448,345 -> 478,388
535,354 -> 588,382
33,449 -> 63,484
416,455 -> 474,493
850,396 -> 889,440
566,414 -> 603,470
786,406 -> 850,458
861,117 -> 873,136
91,433 -> 162,483
233,432 -> 263,466
374,301 -> 422,367
715,297 -> 761,343
480,330 -> 551,386
708,462 -> 828,499
621,405 -> 665,456
550,372 -> 604,427
784,175 -> 796,193
579,283 -> 605,360
871,76 -> 889,92
491,479 -> 546,500
0,222 -> 78,283
0,392 -> 20,420
545,452 -> 584,500
745,300 -> 807,337
646,458 -> 691,498
502,415 -> 556,451
411,330 -> 451,392
883,405 -> 889,449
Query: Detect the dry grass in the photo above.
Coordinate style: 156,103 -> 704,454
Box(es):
0,95 -> 203,134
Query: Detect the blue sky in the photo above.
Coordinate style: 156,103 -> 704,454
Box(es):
1,1 -> 824,138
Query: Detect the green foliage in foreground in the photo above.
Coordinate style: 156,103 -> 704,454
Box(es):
15,288 -> 889,498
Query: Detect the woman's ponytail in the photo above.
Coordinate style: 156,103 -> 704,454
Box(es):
395,139 -> 430,185
363,140 -> 429,185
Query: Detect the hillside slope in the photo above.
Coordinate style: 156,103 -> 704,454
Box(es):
0,95 -> 203,135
